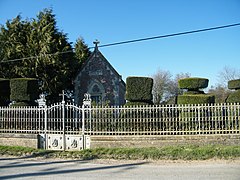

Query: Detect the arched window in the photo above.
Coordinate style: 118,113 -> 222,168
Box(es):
88,81 -> 105,105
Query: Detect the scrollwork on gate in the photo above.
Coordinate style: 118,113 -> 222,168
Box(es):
52,139 -> 58,147
71,139 -> 78,148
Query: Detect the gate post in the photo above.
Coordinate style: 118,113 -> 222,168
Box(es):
36,94 -> 47,150
61,91 -> 66,151
44,105 -> 47,149
82,93 -> 91,135
82,93 -> 91,149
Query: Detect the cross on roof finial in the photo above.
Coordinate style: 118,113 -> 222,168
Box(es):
93,39 -> 100,50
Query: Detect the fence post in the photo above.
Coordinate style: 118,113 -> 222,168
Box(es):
198,105 -> 201,134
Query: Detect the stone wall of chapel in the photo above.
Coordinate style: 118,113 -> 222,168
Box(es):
119,81 -> 126,106
74,55 -> 125,106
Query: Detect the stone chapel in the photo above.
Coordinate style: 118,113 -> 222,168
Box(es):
74,41 -> 126,106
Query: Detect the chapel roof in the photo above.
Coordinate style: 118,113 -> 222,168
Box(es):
76,40 -> 125,85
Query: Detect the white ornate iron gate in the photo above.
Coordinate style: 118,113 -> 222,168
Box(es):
40,93 -> 92,151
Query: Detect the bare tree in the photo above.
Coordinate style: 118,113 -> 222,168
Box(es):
152,69 -> 172,104
218,66 -> 240,87
152,69 -> 190,104
208,85 -> 231,103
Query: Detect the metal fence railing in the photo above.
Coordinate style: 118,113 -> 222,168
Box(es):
0,106 -> 45,134
88,103 -> 240,135
0,103 -> 239,136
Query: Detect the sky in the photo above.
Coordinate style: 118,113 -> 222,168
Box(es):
0,0 -> 240,88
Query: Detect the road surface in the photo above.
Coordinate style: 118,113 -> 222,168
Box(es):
0,156 -> 240,180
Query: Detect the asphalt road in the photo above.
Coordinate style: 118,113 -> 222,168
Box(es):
0,156 -> 240,180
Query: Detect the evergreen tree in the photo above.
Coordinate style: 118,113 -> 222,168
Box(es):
74,37 -> 91,70
0,8 -> 90,103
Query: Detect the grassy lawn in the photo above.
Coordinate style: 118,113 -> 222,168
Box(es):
1,145 -> 240,161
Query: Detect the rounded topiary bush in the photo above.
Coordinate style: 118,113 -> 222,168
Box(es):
125,76 -> 153,104
177,94 -> 215,104
226,90 -> 240,103
0,78 -> 10,106
228,79 -> 240,90
10,78 -> 39,106
178,77 -> 209,90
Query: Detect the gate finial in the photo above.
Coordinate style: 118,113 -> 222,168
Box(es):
37,94 -> 46,107
83,93 -> 91,107
59,90 -> 66,103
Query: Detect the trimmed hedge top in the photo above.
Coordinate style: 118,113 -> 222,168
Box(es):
125,76 -> 153,103
228,79 -> 240,90
177,94 -> 215,105
183,90 -> 204,95
178,77 -> 209,90
226,90 -> 240,103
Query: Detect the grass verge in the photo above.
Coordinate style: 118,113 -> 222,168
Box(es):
0,145 -> 240,161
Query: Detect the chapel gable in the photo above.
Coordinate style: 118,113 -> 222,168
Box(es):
74,41 -> 126,106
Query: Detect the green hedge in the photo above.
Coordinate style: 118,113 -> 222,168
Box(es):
0,78 -> 10,106
125,76 -> 153,103
183,90 -> 204,95
178,78 -> 209,90
228,79 -> 240,90
11,101 -> 35,107
226,90 -> 240,103
177,94 -> 215,104
124,101 -> 153,107
10,78 -> 39,103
